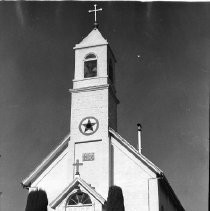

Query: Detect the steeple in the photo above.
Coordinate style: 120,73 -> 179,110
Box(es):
68,13 -> 119,196
70,7 -> 119,143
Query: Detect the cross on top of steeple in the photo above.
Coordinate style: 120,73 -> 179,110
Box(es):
88,4 -> 103,28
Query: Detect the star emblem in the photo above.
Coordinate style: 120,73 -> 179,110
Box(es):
79,117 -> 99,136
82,119 -> 96,132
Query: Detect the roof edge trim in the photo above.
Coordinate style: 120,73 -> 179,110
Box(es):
109,127 -> 163,175
160,175 -> 185,211
50,177 -> 106,209
22,133 -> 70,186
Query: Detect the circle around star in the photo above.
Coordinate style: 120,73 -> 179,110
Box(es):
79,117 -> 99,136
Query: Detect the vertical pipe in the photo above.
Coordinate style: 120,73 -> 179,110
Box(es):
0,192 -> 2,211
137,123 -> 142,154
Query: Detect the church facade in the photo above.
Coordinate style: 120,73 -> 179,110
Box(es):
22,17 -> 185,211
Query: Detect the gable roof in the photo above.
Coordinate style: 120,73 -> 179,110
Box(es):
109,127 -> 185,211
109,127 -> 163,175
74,28 -> 108,49
160,175 -> 185,211
50,177 -> 106,209
22,133 -> 70,187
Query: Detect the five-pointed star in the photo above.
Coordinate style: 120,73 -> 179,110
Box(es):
82,119 -> 96,132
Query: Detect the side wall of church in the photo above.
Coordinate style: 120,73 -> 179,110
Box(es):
30,148 -> 72,204
107,46 -> 117,131
158,182 -> 180,211
108,91 -> 117,131
110,136 -> 159,211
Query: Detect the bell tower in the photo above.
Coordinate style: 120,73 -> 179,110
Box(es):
68,6 -> 119,198
70,28 -> 118,142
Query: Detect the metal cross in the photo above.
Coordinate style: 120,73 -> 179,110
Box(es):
73,159 -> 83,175
88,4 -> 102,23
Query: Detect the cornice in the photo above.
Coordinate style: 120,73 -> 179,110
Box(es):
70,84 -> 119,105
74,43 -> 108,50
69,84 -> 109,93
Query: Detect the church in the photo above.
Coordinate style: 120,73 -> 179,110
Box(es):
22,5 -> 185,211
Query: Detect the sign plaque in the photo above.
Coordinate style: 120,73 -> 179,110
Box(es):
82,153 -> 95,161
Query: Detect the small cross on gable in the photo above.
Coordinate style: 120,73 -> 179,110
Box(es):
73,159 -> 83,176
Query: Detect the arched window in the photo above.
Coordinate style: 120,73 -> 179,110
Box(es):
67,191 -> 92,206
84,53 -> 97,78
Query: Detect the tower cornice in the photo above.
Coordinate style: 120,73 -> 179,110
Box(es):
69,84 -> 119,104
73,43 -> 108,50
69,84 -> 109,93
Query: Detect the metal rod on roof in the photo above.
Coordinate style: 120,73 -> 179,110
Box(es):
137,123 -> 142,154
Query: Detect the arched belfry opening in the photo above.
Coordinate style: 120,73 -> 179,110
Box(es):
84,53 -> 97,78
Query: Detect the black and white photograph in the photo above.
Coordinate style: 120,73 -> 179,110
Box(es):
0,2 -> 209,211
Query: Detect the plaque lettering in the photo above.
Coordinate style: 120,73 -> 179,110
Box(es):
82,153 -> 95,161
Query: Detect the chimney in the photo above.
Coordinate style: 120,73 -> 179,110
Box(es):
137,123 -> 142,154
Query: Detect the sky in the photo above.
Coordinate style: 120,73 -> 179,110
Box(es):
0,2 -> 209,211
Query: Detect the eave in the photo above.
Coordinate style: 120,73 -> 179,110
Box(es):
73,28 -> 108,50
21,133 -> 70,187
109,127 -> 163,175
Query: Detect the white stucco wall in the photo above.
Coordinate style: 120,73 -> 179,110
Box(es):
31,148 -> 71,203
74,140 -> 110,199
70,88 -> 109,142
111,136 -> 159,211
70,86 -> 111,199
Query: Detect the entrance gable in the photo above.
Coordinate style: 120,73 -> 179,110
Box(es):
50,177 -> 106,211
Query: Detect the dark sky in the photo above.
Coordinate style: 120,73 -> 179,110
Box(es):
0,2 -> 209,211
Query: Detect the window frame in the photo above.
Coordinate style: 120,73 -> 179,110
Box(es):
83,53 -> 98,78
66,190 -> 92,207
